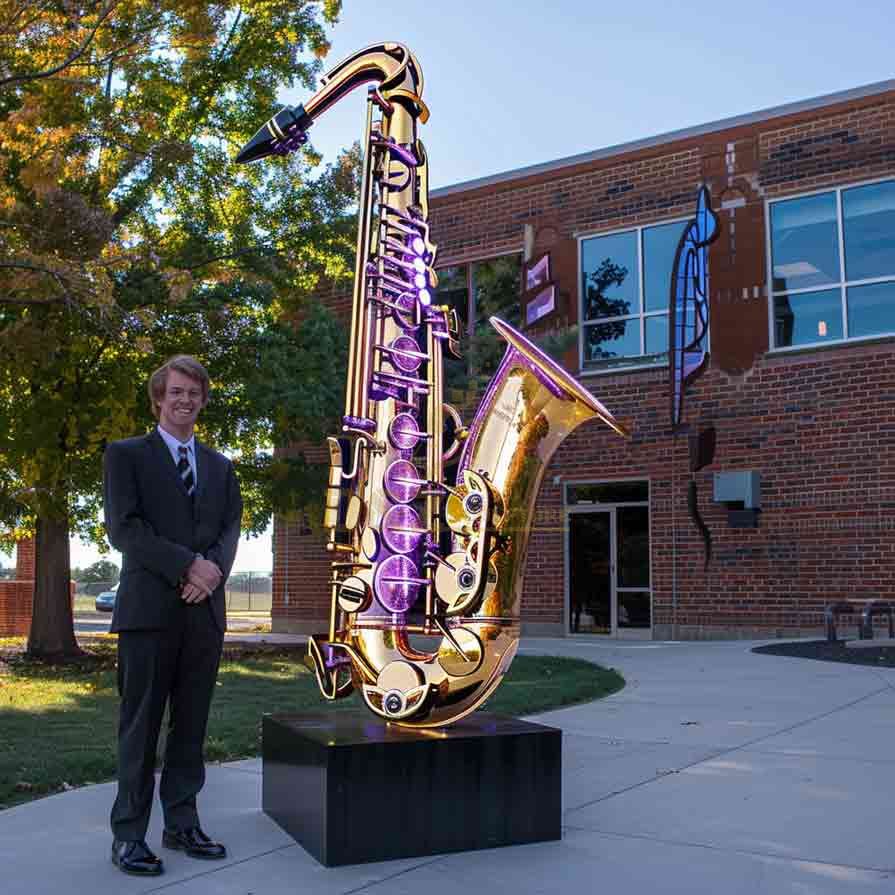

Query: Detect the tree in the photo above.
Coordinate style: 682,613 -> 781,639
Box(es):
77,559 -> 120,583
0,0 -> 355,658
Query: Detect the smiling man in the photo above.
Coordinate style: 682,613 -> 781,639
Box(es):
102,355 -> 242,877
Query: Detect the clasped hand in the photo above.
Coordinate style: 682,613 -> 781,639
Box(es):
181,557 -> 222,603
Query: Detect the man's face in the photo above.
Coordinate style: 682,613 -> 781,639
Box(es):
157,369 -> 206,435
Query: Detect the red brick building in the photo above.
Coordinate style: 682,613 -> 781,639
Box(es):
273,78 -> 895,640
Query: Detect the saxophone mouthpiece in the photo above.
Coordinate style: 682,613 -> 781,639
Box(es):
235,104 -> 313,164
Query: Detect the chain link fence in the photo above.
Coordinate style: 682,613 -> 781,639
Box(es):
74,573 -> 272,613
225,571 -> 272,612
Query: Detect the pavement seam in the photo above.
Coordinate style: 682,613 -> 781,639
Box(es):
564,683 -> 892,813
141,843 -> 296,893
561,824 -> 895,875
337,856 -> 445,894
137,847 -> 442,895
741,747 -> 895,764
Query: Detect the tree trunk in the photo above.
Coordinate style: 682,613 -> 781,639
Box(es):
26,514 -> 82,659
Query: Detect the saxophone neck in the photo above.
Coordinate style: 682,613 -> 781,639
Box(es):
235,42 -> 427,164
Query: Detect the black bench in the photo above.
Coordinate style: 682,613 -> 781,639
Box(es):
824,600 -> 895,642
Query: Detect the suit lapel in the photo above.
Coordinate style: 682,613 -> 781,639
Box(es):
148,429 -> 192,499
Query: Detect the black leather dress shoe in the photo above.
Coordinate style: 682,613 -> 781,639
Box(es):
162,826 -> 227,859
111,839 -> 164,876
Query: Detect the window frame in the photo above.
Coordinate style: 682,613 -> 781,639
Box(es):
576,215 -> 691,376
765,175 -> 895,353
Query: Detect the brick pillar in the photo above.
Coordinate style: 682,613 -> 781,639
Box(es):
0,537 -> 35,636
16,537 -> 35,579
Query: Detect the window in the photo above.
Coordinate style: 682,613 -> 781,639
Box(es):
434,255 -> 522,338
434,255 -> 522,396
579,220 -> 685,371
769,178 -> 895,349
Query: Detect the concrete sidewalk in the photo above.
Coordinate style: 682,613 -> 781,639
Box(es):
3,637 -> 894,893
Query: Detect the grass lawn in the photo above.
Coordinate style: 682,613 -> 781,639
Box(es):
0,641 -> 623,810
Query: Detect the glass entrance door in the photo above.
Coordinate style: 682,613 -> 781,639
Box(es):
568,511 -> 612,634
616,506 -> 651,634
566,499 -> 652,636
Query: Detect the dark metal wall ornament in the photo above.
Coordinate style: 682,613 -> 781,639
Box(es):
669,187 -> 720,571
688,426 -> 717,571
669,186 -> 720,430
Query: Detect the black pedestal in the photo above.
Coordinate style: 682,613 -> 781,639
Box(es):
262,712 -> 562,867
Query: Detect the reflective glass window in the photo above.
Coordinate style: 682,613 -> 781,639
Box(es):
643,221 -> 684,311
848,282 -> 895,339
644,314 -> 669,361
843,181 -> 895,282
617,507 -> 650,588
617,591 -> 651,629
584,319 -> 640,366
773,289 -> 842,347
581,231 -> 639,318
770,193 -> 839,291
769,179 -> 895,349
580,217 -> 691,371
434,265 -> 469,333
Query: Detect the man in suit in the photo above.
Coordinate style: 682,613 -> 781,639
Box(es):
103,355 -> 242,877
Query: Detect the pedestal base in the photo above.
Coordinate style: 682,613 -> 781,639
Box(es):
262,712 -> 562,867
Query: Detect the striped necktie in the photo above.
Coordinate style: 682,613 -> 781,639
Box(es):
177,445 -> 195,496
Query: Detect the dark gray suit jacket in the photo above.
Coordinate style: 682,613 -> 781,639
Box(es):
103,429 -> 242,632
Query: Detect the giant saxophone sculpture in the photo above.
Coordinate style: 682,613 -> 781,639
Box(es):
237,43 -> 629,727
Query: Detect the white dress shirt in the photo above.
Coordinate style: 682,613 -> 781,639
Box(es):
157,425 -> 198,486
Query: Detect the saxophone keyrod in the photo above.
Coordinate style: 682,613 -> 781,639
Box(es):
381,576 -> 431,585
374,370 -> 429,386
390,524 -> 429,534
368,295 -> 413,316
392,429 -> 433,440
375,344 -> 429,361
425,550 -> 457,571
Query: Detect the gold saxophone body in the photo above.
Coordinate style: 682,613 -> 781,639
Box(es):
237,43 -> 628,727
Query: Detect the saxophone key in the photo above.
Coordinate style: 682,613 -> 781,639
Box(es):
337,576 -> 372,614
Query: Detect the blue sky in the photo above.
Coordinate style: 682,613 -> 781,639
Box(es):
6,0 -> 892,574
297,0 -> 895,190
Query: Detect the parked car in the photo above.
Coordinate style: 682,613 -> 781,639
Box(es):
95,583 -> 118,612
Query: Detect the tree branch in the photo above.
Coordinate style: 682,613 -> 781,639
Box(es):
0,1 -> 119,89
183,245 -> 281,271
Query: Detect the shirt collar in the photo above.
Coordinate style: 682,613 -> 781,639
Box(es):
157,424 -> 195,455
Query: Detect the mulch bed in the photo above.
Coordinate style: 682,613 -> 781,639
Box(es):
753,639 -> 895,667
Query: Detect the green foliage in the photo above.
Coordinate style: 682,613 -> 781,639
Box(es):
0,0 -> 357,557
73,559 -> 119,583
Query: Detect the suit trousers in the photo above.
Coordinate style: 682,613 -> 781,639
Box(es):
111,604 -> 223,841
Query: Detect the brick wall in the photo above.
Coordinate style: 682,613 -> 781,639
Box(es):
271,445 -> 332,633
525,342 -> 895,638
273,85 -> 895,638
0,538 -> 35,637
